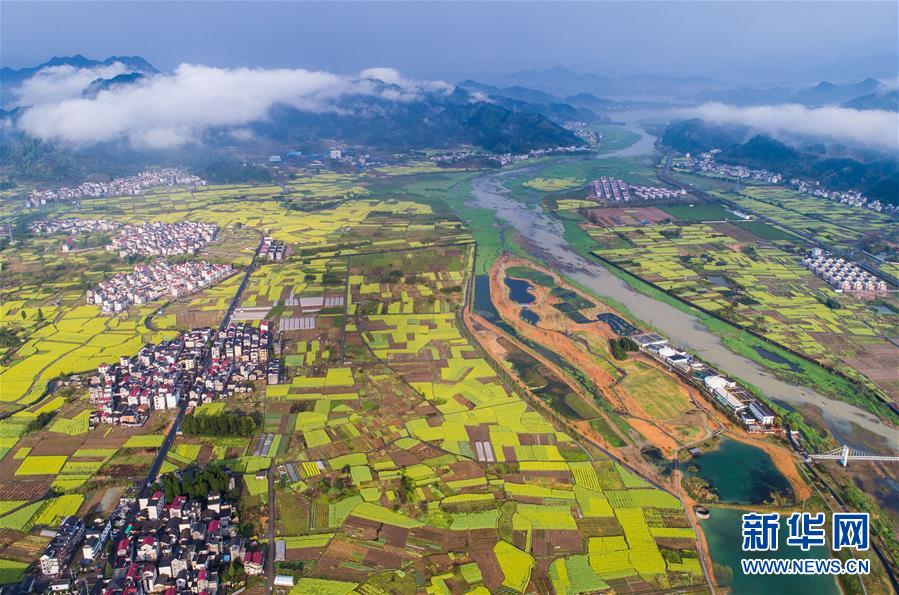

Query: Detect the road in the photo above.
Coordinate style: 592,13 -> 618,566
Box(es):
139,235 -> 265,498
266,467 -> 276,591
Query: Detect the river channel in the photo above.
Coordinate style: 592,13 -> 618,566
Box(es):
466,123 -> 897,449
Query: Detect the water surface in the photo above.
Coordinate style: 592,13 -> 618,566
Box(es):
688,438 -> 792,505
465,130 -> 896,449
700,507 -> 841,595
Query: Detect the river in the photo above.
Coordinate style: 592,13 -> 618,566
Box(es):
466,122 -> 897,449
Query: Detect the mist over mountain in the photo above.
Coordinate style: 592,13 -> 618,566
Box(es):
0,54 -> 156,87
662,120 -> 899,205
0,56 -> 585,183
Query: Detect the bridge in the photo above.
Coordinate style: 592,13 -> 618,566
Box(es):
809,444 -> 899,467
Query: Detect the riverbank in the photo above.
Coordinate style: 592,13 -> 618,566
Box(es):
465,160 -> 899,449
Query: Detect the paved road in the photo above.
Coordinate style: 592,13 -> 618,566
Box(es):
266,467 -> 276,591
139,236 -> 265,497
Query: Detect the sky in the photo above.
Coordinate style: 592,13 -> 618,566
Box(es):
2,1 -> 897,83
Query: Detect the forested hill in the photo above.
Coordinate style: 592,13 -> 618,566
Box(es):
662,119 -> 899,205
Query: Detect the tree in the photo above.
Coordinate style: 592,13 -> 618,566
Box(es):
609,338 -> 627,360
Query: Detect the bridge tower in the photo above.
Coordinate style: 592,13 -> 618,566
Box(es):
841,444 -> 850,467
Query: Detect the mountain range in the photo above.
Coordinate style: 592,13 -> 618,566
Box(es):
0,56 -> 587,183
480,66 -> 897,110
0,54 -> 157,86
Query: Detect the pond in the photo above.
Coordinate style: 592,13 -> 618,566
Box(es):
753,346 -> 802,373
473,275 -> 499,323
504,276 -> 536,305
688,438 -> 793,505
700,507 -> 841,594
520,308 -> 540,325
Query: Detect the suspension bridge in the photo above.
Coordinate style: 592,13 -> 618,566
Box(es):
808,444 -> 899,467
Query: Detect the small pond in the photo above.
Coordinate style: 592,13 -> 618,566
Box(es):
688,438 -> 793,505
753,346 -> 802,373
520,308 -> 540,324
505,276 -> 536,305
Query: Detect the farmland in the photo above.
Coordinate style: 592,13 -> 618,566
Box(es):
588,219 -> 899,404
1,166 -> 708,591
250,235 -> 704,591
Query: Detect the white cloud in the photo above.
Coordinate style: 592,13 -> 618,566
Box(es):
14,64 -> 453,148
15,62 -> 133,105
687,102 -> 899,152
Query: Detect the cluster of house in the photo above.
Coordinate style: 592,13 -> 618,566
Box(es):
90,329 -> 212,425
108,221 -> 219,258
39,516 -> 86,577
192,321 -> 276,406
38,489 -> 263,595
103,491 -> 263,594
802,249 -> 889,299
265,149 -> 384,171
29,218 -> 120,236
260,237 -> 286,261
429,144 -> 590,166
562,121 -> 599,145
590,177 -> 687,202
619,329 -> 779,432
89,323 -> 273,425
680,151 -> 783,184
680,151 -> 894,214
26,169 -> 206,207
788,178 -> 893,213
88,260 -> 233,314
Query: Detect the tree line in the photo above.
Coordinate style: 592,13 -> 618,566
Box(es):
181,411 -> 258,437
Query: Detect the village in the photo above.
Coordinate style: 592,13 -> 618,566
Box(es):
590,176 -> 687,201
428,143 -> 591,166
35,488 -> 263,595
25,169 -> 206,208
89,322 -> 273,426
88,260 -> 233,314
107,221 -> 219,258
679,150 -> 895,213
802,248 -> 890,299
29,218 -> 120,236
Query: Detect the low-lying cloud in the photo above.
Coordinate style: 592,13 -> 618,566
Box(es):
688,102 -> 898,153
13,64 -> 451,148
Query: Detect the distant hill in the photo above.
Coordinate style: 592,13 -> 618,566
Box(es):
250,87 -> 582,154
486,66 -> 730,100
842,89 -> 899,111
83,72 -> 147,98
457,80 -> 602,123
0,54 -> 157,86
0,84 -> 582,184
662,120 -> 899,205
720,134 -> 801,168
660,119 -> 747,154
793,78 -> 885,106
696,78 -> 891,108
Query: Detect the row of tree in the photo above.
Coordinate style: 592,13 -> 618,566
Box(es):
181,411 -> 258,437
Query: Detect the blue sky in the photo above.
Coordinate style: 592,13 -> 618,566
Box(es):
2,1 -> 897,83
